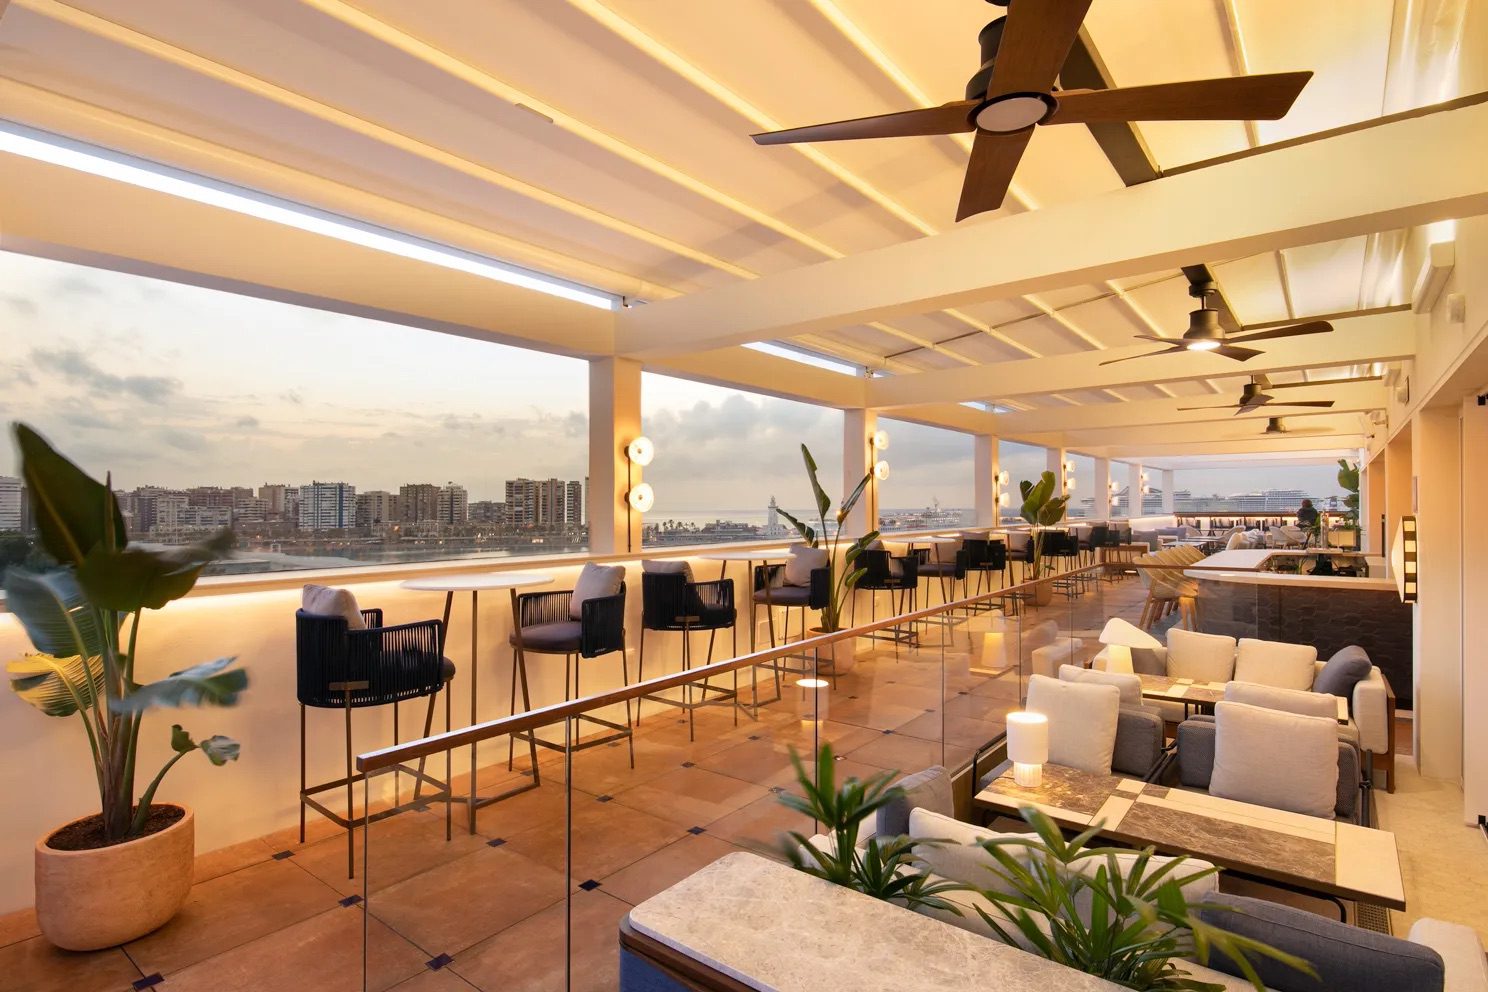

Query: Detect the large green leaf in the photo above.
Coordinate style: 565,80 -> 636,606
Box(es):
170,724 -> 241,766
111,657 -> 248,714
838,470 -> 873,522
76,530 -> 234,612
2,566 -> 106,660
7,652 -> 104,717
801,444 -> 831,519
775,507 -> 816,548
13,423 -> 126,567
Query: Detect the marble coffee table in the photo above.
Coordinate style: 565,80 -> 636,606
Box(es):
974,763 -> 1404,911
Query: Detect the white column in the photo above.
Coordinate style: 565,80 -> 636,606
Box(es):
1046,446 -> 1064,480
1127,463 -> 1145,519
1412,406 -> 1462,781
844,409 -> 878,536
1160,469 -> 1176,514
974,435 -> 1001,527
1362,451 -> 1386,553
1093,458 -> 1111,521
587,357 -> 642,555
1461,396 -> 1488,821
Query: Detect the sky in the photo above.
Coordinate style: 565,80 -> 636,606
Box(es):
1,249 -> 1345,511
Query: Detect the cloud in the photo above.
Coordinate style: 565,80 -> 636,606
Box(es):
31,348 -> 180,404
3,295 -> 37,316
235,415 -> 260,430
154,427 -> 207,452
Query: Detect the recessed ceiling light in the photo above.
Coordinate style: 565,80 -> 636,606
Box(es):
0,124 -> 615,310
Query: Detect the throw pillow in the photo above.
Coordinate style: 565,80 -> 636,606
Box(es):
572,562 -> 626,619
908,808 -> 1036,895
302,584 -> 365,630
783,545 -> 829,587
1025,674 -> 1120,775
1233,638 -> 1318,691
1164,628 -> 1237,683
1224,681 -> 1338,720
1059,664 -> 1141,707
1314,645 -> 1373,698
1210,701 -> 1337,818
877,766 -> 952,838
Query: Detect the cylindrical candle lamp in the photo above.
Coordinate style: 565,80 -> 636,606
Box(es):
1006,711 -> 1049,787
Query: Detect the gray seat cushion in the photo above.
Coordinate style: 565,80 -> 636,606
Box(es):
876,765 -> 953,838
918,562 -> 959,577
753,585 -> 812,606
512,620 -> 582,653
1314,645 -> 1372,698
1112,706 -> 1164,778
1194,892 -> 1445,992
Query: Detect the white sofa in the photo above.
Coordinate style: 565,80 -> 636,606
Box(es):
1093,631 -> 1391,760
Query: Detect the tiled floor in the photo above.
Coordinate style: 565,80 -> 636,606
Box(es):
5,571 -> 1465,992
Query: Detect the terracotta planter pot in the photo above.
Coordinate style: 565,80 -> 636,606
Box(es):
1030,579 -> 1056,608
35,805 -> 194,951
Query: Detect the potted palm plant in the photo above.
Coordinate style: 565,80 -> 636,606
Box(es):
1334,458 -> 1361,549
1018,470 -> 1071,607
776,444 -> 877,672
4,424 -> 248,951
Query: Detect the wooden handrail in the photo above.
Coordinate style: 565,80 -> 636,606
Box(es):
355,561 -> 1107,772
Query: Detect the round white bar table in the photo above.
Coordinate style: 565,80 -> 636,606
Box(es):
697,549 -> 791,652
401,571 -> 553,832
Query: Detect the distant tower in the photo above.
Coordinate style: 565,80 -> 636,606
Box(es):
766,496 -> 780,536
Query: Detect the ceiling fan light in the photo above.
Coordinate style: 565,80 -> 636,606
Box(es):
1185,339 -> 1222,352
973,92 -> 1056,133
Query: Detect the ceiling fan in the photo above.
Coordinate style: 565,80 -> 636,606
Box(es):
1176,374 -> 1383,416
750,0 -> 1312,221
1100,280 -> 1332,366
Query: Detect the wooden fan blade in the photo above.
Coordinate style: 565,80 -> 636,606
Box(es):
1176,404 -> 1243,411
1270,400 -> 1336,408
1225,320 -> 1332,344
1098,345 -> 1186,366
1267,374 -> 1382,389
956,128 -> 1034,220
1214,344 -> 1264,362
752,101 -> 978,145
1047,71 -> 1312,124
987,0 -> 1094,97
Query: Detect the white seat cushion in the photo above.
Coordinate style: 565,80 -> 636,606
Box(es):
1224,681 -> 1337,721
907,808 -> 1036,896
302,584 -> 365,629
1058,664 -> 1141,707
1210,701 -> 1338,818
1165,628 -> 1237,683
1026,674 -> 1121,775
572,562 -> 626,619
783,544 -> 829,587
1233,638 -> 1318,691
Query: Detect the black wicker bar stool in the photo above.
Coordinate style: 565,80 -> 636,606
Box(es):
850,545 -> 919,652
296,584 -> 453,879
637,561 -> 738,741
749,549 -> 832,699
507,563 -> 632,768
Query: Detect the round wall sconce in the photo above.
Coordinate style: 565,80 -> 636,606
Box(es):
870,429 -> 890,451
627,483 -> 655,512
997,470 -> 1009,487
872,460 -> 891,481
998,491 -> 1010,507
626,436 -> 655,466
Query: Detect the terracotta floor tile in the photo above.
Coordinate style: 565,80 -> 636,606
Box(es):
0,907 -> 39,949
261,812 -> 349,853
154,907 -> 425,992
449,889 -> 631,992
390,968 -> 480,991
367,845 -> 566,957
295,807 -> 492,897
125,858 -> 341,975
610,766 -> 768,828
0,938 -> 140,992
704,793 -> 813,858
842,733 -> 969,777
193,837 -> 276,884
503,797 -> 684,882
598,833 -> 745,907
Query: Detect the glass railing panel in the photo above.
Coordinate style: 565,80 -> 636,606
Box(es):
361,715 -> 571,991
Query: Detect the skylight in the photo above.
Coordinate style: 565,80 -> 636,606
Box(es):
743,341 -> 860,376
0,124 -> 616,310
961,401 -> 1015,414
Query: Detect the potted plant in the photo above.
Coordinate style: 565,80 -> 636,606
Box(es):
974,807 -> 1315,991
778,744 -> 963,913
1018,470 -> 1070,607
1334,458 -> 1361,549
776,444 -> 877,672
4,424 -> 248,951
